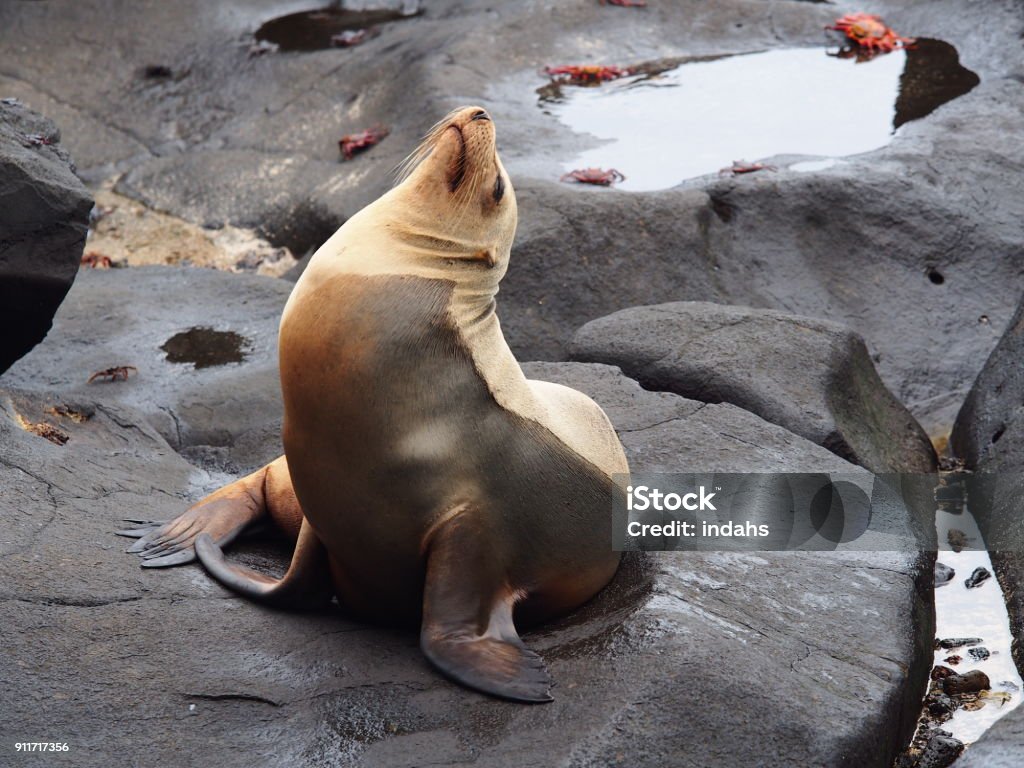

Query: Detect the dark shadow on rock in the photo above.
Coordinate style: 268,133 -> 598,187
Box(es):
894,38 -> 980,129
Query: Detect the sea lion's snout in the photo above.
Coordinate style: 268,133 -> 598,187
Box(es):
438,107 -> 497,196
396,105 -> 514,253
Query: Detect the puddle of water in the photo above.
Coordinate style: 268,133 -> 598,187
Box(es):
790,158 -> 844,173
545,40 -> 978,191
161,328 -> 249,369
932,504 -> 1022,744
254,3 -> 420,51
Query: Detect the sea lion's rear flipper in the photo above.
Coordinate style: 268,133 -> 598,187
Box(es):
194,517 -> 333,610
118,456 -> 302,569
420,514 -> 553,703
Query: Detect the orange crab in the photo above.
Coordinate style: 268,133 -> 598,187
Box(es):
339,125 -> 389,160
543,65 -> 632,85
827,13 -> 914,54
560,168 -> 626,186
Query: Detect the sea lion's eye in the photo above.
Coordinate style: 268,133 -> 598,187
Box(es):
493,173 -> 505,203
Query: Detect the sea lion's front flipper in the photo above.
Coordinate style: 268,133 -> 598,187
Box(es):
420,513 -> 553,703
195,518 -> 332,610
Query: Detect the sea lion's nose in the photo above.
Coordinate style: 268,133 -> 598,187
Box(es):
470,109 -> 490,122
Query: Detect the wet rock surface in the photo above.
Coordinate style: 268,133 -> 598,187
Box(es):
0,0 -> 1021,437
0,268 -> 932,767
570,302 -> 936,474
0,100 -> 92,375
955,704 -> 1024,767
3,268 -> 289,474
3,0 -> 1023,763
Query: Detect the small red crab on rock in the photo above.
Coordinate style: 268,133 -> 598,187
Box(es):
81,252 -> 114,269
88,365 -> 138,383
827,13 -> 914,55
22,133 -> 54,148
339,125 -> 389,160
560,168 -> 626,186
543,65 -> 632,85
720,160 -> 776,176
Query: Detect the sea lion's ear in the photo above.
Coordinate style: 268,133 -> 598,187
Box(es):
420,512 -> 553,703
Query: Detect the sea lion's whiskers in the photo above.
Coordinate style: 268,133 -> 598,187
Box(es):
394,108 -> 464,184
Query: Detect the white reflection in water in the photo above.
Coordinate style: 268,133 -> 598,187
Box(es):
550,48 -> 905,191
934,506 -> 1023,745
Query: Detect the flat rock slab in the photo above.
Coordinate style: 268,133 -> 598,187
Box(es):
570,302 -> 936,474
1,268 -> 930,767
0,100 -> 92,374
3,267 -> 292,473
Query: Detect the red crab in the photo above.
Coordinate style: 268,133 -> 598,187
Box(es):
543,65 -> 632,85
22,133 -> 53,147
81,252 -> 114,269
88,365 -> 138,383
720,160 -> 776,175
826,13 -> 914,55
560,168 -> 626,186
339,125 -> 389,160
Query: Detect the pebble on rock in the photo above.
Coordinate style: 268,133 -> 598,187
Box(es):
967,647 -> 990,661
936,637 -> 983,650
930,665 -> 956,681
916,733 -> 964,768
947,529 -> 969,552
926,692 -> 955,717
964,566 -> 991,588
934,562 -> 955,586
942,670 -> 991,695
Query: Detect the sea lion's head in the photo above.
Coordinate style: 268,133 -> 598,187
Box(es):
395,106 -> 517,278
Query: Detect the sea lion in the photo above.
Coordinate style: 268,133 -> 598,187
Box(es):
120,105 -> 629,702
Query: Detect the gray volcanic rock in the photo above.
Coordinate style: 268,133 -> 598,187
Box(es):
0,100 -> 92,375
3,0 -> 1023,436
954,703 -> 1024,768
3,267 -> 291,474
0,267 -> 931,767
570,302 -> 937,474
915,732 -> 963,768
952,293 -> 1024,473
